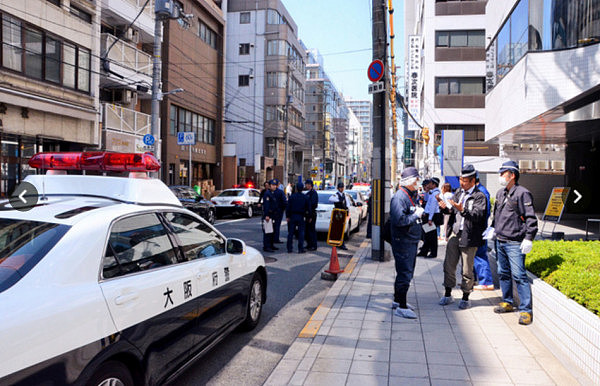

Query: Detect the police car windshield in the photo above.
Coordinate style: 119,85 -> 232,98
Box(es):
346,191 -> 359,200
218,190 -> 244,197
317,192 -> 336,205
0,219 -> 70,293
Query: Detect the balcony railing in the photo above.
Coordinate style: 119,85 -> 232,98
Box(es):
103,103 -> 153,135
101,33 -> 152,77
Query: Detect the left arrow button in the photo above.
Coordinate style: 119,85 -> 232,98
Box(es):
9,182 -> 39,212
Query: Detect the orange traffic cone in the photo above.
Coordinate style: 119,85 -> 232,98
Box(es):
325,246 -> 344,275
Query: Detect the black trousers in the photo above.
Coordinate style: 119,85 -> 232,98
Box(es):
305,214 -> 317,249
418,228 -> 438,257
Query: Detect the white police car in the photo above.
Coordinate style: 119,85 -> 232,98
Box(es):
0,152 -> 267,386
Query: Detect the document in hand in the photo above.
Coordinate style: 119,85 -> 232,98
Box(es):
422,222 -> 436,233
263,218 -> 274,234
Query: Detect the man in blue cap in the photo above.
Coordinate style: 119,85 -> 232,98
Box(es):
286,182 -> 310,253
486,160 -> 538,325
390,167 -> 424,319
304,179 -> 319,251
438,164 -> 487,310
262,179 -> 278,252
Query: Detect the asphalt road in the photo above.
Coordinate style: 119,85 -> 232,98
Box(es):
171,214 -> 368,385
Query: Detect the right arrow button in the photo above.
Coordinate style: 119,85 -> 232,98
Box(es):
574,190 -> 582,204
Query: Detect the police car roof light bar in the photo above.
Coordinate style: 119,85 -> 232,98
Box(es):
29,152 -> 161,172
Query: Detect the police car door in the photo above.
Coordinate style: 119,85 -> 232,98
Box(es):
162,212 -> 245,348
99,213 -> 198,380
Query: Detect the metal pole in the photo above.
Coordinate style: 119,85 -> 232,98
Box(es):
189,143 -> 192,187
322,90 -> 326,186
284,63 -> 290,183
151,12 -> 162,179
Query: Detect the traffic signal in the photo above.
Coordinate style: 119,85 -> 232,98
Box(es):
422,127 -> 430,144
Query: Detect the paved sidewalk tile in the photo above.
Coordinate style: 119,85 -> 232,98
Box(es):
349,360 -> 389,375
346,374 -> 388,386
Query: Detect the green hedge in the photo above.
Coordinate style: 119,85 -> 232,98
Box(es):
526,240 -> 600,315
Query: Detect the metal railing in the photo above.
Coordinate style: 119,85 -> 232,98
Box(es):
103,103 -> 153,135
101,33 -> 152,77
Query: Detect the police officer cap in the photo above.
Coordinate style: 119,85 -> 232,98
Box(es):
305,179 -> 313,186
422,179 -> 431,186
499,160 -> 520,174
296,182 -> 304,191
401,167 -> 420,180
461,164 -> 477,178
431,177 -> 440,186
268,179 -> 277,185
337,182 -> 345,189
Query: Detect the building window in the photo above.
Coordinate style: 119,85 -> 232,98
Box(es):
169,105 -> 177,135
170,105 -> 215,145
436,30 -> 485,47
240,12 -> 250,24
435,124 -> 485,142
435,77 -> 485,95
267,9 -> 286,25
266,105 -> 285,121
46,0 -> 60,6
70,4 -> 92,23
266,72 -> 286,88
238,75 -> 250,87
198,20 -> 217,49
1,13 -> 90,92
239,43 -> 250,55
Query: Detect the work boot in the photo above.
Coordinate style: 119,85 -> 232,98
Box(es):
518,312 -> 533,325
494,302 -> 514,313
394,307 -> 417,319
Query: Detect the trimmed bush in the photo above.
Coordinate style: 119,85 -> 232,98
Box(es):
526,240 -> 600,315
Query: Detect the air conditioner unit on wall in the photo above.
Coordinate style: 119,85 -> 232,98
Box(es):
125,27 -> 134,42
551,160 -> 565,171
535,160 -> 549,170
121,90 -> 133,104
131,30 -> 140,44
518,160 -> 533,170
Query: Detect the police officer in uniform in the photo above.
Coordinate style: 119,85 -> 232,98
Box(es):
286,182 -> 310,253
261,180 -> 278,252
487,160 -> 538,325
304,179 -> 319,251
390,167 -> 424,319
328,182 -> 349,250
272,179 -> 287,244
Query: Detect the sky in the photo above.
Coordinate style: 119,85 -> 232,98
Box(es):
281,0 -> 405,101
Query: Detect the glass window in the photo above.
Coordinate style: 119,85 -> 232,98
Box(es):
240,12 -> 250,24
510,0 -> 529,65
436,78 -> 449,94
0,219 -> 70,293
169,105 -> 177,135
449,30 -> 468,47
218,190 -> 244,197
70,4 -> 92,23
467,30 -> 485,47
436,78 -> 484,95
238,74 -> 249,87
63,42 -> 76,88
2,15 -> 22,72
104,214 -> 178,279
178,108 -> 185,132
460,78 -> 484,94
496,18 -> 511,81
45,37 -> 61,83
77,47 -> 90,92
436,31 -> 449,47
239,43 -> 250,55
25,28 -> 43,79
267,9 -> 283,25
164,212 -> 225,261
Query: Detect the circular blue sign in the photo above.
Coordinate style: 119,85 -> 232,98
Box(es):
367,60 -> 384,82
143,134 -> 155,146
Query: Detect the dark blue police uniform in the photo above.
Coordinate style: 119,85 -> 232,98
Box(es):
272,184 -> 287,243
304,180 -> 318,250
286,183 -> 309,253
262,186 -> 276,252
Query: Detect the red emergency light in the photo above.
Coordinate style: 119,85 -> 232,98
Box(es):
245,182 -> 254,188
28,152 -> 161,172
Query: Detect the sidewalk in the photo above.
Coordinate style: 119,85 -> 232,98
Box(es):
265,241 -> 585,386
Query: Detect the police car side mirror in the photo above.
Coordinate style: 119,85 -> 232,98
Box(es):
356,202 -> 363,207
227,238 -> 246,255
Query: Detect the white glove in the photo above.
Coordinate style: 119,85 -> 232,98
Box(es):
482,227 -> 495,240
520,239 -> 533,254
414,206 -> 424,217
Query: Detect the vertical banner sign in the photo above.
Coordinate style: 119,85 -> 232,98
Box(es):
542,187 -> 571,222
403,139 -> 412,166
441,130 -> 464,177
486,40 -> 497,92
408,35 -> 421,131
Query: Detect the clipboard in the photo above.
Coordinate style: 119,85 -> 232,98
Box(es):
263,219 -> 274,234
422,222 -> 436,233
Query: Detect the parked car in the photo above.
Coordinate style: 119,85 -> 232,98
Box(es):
346,190 -> 368,222
211,188 -> 261,218
0,151 -> 267,386
352,183 -> 371,199
169,185 -> 216,224
313,190 -> 361,240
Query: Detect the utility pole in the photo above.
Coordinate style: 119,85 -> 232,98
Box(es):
322,88 -> 327,185
284,62 -> 291,183
372,0 -> 390,261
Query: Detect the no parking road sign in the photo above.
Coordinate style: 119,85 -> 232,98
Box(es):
367,59 -> 384,83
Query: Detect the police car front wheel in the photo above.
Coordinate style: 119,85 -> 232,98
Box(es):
240,274 -> 263,331
87,360 -> 134,386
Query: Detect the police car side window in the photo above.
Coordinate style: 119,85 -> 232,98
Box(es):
163,212 -> 226,261
103,214 -> 178,279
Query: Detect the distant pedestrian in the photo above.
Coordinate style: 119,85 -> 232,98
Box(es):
328,182 -> 349,250
488,161 -> 538,325
286,183 -> 309,253
272,179 -> 287,244
418,177 -> 441,258
390,167 -> 424,319
285,182 -> 293,197
473,173 -> 494,290
258,181 -> 269,210
262,180 -> 278,252
304,179 -> 318,251
438,164 -> 487,310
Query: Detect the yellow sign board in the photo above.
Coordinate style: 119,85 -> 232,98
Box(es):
543,187 -> 570,222
327,209 -> 347,246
